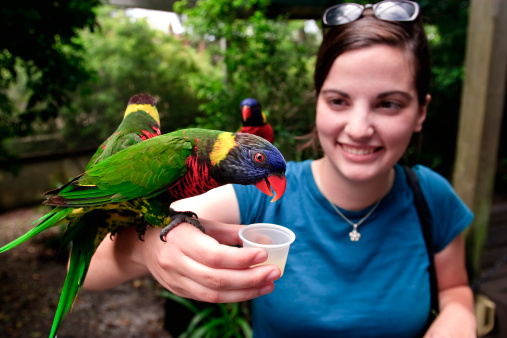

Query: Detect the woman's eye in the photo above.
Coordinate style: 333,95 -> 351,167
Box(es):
328,98 -> 346,107
379,101 -> 402,110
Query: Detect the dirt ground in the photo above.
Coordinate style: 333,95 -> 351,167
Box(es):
0,206 -> 173,338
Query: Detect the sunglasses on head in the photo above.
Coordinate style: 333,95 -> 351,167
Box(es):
323,0 -> 420,26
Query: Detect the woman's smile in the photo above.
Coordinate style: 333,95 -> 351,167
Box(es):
340,143 -> 380,156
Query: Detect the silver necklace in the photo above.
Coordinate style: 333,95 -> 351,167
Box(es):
329,200 -> 381,242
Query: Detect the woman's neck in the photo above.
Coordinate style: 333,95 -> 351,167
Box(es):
311,157 -> 394,211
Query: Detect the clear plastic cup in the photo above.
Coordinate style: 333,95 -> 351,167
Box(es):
239,223 -> 296,276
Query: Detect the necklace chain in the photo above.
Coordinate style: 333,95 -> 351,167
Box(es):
329,200 -> 381,242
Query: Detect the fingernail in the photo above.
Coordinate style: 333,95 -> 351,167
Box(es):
265,269 -> 280,282
259,283 -> 274,295
253,250 -> 268,264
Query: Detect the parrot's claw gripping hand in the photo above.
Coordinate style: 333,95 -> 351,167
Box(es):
135,219 -> 151,241
159,208 -> 204,242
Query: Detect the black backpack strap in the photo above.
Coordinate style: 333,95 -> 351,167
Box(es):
402,165 -> 439,333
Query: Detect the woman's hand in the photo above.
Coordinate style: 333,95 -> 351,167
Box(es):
139,219 -> 281,303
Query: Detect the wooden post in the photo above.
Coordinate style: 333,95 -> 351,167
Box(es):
452,0 -> 507,279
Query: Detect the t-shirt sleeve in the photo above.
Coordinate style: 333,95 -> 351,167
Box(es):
413,165 -> 474,252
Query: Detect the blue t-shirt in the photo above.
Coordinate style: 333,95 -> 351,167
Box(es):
233,160 -> 473,338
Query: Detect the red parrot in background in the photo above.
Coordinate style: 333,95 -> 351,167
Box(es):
239,98 -> 274,143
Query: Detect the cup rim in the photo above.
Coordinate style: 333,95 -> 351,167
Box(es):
239,223 -> 296,248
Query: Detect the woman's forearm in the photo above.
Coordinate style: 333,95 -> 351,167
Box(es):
83,226 -> 150,290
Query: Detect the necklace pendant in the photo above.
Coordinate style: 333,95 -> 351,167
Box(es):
349,224 -> 361,242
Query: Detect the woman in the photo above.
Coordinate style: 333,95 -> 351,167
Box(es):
84,1 -> 476,336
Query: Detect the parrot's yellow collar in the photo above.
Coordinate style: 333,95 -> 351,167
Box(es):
210,132 -> 237,166
124,104 -> 160,125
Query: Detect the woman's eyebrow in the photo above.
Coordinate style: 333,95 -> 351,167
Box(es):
320,89 -> 350,98
377,91 -> 412,100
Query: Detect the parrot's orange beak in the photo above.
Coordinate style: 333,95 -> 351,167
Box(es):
242,106 -> 251,122
255,174 -> 286,202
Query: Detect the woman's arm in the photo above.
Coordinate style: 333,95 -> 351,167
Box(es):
425,234 -> 476,337
83,185 -> 281,302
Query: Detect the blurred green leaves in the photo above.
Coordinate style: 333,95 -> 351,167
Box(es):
0,0 -> 100,165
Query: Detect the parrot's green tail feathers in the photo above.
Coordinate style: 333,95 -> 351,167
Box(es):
0,207 -> 73,253
49,228 -> 97,338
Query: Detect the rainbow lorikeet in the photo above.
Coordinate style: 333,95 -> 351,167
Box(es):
16,93 -> 162,338
0,128 -> 286,338
239,98 -> 274,143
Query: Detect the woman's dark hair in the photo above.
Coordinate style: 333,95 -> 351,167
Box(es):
314,13 -> 430,106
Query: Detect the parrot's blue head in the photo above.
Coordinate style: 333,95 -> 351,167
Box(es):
240,98 -> 264,125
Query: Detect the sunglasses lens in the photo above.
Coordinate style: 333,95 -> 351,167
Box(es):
374,1 -> 418,21
324,4 -> 363,25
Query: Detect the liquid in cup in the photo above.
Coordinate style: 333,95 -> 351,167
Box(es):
239,223 -> 296,276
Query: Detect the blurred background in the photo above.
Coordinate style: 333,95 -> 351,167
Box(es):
0,0 -> 506,337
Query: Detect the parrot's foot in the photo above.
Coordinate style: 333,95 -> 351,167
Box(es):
168,207 -> 198,219
135,220 -> 151,241
160,209 -> 204,242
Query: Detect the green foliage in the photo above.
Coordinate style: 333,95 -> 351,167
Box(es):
0,1 -> 100,164
175,0 -> 320,161
160,291 -> 252,338
59,6 -> 217,148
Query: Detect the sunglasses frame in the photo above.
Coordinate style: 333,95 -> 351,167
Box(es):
322,0 -> 420,26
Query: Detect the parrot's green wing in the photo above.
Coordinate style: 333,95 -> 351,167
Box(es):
48,135 -> 193,206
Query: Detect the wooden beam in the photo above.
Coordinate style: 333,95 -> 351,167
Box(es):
452,0 -> 507,279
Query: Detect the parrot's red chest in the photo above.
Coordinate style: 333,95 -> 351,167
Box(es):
168,155 -> 219,200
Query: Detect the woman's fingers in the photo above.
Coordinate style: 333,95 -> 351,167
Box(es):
167,222 -> 266,269
171,276 -> 276,303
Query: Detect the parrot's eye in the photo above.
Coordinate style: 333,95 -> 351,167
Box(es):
254,153 -> 265,163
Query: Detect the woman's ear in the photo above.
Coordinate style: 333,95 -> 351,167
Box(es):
414,94 -> 431,132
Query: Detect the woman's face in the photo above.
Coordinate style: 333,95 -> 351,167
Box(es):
316,45 -> 429,183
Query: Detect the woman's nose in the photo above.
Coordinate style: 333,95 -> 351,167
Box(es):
344,110 -> 374,139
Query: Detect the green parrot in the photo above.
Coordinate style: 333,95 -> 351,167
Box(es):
2,93 -> 161,338
0,128 -> 286,338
